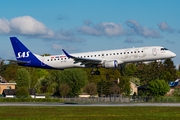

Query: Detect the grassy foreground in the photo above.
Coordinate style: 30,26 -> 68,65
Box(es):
0,106 -> 180,120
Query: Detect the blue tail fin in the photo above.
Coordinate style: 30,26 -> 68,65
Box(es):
10,37 -> 36,62
10,37 -> 53,69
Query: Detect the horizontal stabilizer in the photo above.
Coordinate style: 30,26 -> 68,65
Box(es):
6,59 -> 30,65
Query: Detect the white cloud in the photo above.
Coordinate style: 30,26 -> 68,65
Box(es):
0,16 -> 82,42
101,22 -> 125,36
78,25 -> 102,36
0,18 -> 10,34
78,22 -> 125,37
0,16 -> 166,42
126,20 -> 161,38
10,16 -> 54,36
78,20 -> 162,39
158,22 -> 174,33
0,16 -> 54,36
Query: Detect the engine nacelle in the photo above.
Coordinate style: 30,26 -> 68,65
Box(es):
102,60 -> 118,68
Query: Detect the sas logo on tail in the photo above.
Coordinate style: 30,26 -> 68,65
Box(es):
17,51 -> 30,58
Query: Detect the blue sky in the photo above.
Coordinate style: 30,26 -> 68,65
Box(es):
0,0 -> 180,65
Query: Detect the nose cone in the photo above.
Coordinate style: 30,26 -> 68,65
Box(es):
171,52 -> 176,58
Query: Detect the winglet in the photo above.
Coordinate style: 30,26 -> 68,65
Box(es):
62,49 -> 74,58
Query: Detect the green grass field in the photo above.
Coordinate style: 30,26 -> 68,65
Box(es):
0,106 -> 180,120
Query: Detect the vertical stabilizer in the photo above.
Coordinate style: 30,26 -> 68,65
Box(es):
10,37 -> 35,61
9,37 -> 45,68
10,37 -> 52,69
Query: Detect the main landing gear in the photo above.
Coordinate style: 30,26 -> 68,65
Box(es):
91,68 -> 100,75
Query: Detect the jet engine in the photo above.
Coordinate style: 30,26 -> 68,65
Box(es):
102,60 -> 119,68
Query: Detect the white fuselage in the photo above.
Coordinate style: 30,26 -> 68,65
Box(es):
37,46 -> 176,69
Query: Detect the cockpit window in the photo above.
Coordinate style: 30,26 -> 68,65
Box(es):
161,48 -> 168,51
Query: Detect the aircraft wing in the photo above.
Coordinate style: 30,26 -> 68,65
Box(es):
62,49 -> 102,67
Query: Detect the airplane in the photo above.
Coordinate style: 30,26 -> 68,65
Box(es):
9,37 -> 176,75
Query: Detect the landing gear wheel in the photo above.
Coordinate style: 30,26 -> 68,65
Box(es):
91,68 -> 100,75
95,71 -> 100,75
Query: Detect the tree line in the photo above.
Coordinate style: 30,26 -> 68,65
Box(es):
0,58 -> 179,97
